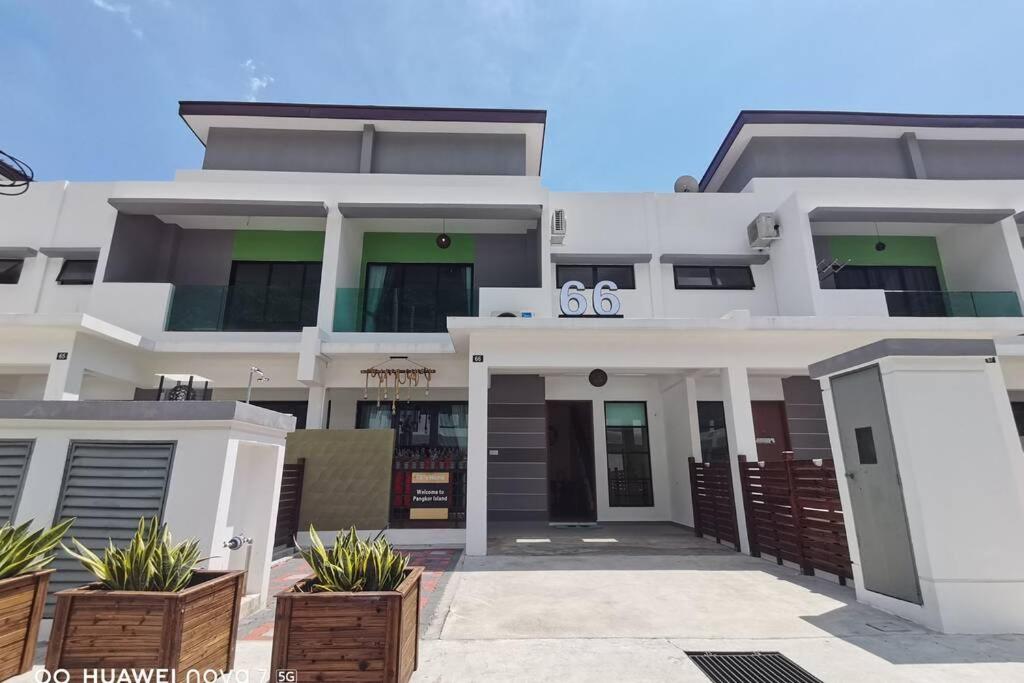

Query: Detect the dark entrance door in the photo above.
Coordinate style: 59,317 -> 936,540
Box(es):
751,401 -> 792,461
545,401 -> 597,523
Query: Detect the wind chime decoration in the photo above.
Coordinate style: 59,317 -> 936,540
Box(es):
361,357 -> 436,413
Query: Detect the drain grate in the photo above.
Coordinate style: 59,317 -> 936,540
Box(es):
687,651 -> 823,683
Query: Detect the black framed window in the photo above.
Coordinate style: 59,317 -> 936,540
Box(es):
604,401 -> 653,507
697,401 -> 730,462
225,261 -> 321,331
363,263 -> 474,332
1011,402 -> 1024,437
834,265 -> 945,317
674,265 -> 754,290
355,400 -> 468,528
556,264 -> 635,289
56,260 -> 97,285
0,260 -> 23,284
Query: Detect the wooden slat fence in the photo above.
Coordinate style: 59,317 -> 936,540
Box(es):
273,458 -> 305,557
688,457 -> 740,550
738,455 -> 852,583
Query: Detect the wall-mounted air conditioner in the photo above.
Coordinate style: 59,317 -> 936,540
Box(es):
747,212 -> 780,250
491,311 -> 535,318
550,209 -> 567,245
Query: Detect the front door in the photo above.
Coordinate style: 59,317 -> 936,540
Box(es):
546,401 -> 597,523
831,365 -> 922,604
751,401 -> 792,461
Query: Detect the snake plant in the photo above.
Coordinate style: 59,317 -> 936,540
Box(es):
0,518 -> 75,580
297,526 -> 409,593
63,517 -> 202,592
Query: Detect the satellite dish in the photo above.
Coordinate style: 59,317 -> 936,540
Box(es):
673,175 -> 699,193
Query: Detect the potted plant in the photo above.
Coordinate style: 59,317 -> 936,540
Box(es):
0,518 -> 74,680
46,517 -> 246,679
272,527 -> 423,683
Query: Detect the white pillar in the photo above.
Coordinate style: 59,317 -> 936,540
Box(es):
466,355 -> 489,556
317,208 -> 343,332
720,366 -> 755,553
306,386 -> 328,429
43,355 -> 83,400
685,375 -> 702,462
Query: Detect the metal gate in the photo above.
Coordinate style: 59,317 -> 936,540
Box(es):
49,441 -> 175,610
0,440 -> 32,524
273,458 -> 305,558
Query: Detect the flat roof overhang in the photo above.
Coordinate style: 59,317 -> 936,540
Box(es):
108,197 -> 328,218
809,206 -> 1016,224
701,110 -> 1024,192
337,202 -> 542,220
179,100 -> 548,176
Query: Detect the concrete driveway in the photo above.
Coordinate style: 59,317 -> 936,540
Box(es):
410,524 -> 1024,682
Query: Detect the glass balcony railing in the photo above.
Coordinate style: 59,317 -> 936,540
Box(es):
167,285 -> 318,331
334,287 -> 477,333
884,290 -> 1022,318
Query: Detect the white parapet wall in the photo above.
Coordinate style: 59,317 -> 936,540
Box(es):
0,400 -> 295,609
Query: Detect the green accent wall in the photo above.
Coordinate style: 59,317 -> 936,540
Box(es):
232,230 -> 325,262
360,232 -> 475,268
828,236 -> 947,288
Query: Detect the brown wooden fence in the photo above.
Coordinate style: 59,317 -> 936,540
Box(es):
738,455 -> 852,583
688,457 -> 741,550
273,458 -> 306,558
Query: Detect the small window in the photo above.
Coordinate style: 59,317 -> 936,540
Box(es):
674,265 -> 754,290
556,264 -> 635,289
854,426 -> 878,465
56,260 -> 97,285
0,260 -> 23,285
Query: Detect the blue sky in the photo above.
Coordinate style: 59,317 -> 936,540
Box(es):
4,0 -> 1024,191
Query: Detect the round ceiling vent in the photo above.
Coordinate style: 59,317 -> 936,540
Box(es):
588,369 -> 608,388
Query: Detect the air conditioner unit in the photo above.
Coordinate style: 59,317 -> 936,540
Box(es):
492,311 -> 519,318
747,212 -> 780,250
550,209 -> 567,244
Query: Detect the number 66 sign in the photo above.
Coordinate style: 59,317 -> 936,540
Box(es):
559,280 -> 621,316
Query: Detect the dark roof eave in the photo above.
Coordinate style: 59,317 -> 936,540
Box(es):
178,100 -> 547,126
699,110 -> 1024,191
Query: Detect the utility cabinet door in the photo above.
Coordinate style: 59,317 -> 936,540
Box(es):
831,366 -> 922,604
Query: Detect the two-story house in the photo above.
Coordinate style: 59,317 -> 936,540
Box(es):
4,103 -> 1024,566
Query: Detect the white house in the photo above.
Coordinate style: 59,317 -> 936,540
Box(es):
4,103 -> 1024,631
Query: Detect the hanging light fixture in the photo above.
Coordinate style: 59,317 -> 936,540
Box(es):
874,221 -> 887,252
436,217 -> 452,249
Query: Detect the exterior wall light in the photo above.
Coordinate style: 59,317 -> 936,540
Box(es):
589,369 -> 608,388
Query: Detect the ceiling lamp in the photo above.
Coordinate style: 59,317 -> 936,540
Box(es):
436,218 -> 452,249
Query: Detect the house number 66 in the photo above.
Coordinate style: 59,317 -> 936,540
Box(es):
559,280 -> 621,316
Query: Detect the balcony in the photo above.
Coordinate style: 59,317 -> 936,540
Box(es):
167,285 -> 318,331
333,287 -> 477,333
883,290 -> 1022,317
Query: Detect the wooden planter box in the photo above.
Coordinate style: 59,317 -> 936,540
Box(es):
272,566 -> 423,683
46,570 -> 245,680
0,569 -> 52,680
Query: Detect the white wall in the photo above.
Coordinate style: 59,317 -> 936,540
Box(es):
0,374 -> 46,399
938,223 -> 1020,294
544,375 -> 673,522
660,375 -> 699,526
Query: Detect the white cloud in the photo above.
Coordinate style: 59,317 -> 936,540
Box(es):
242,59 -> 274,102
89,0 -> 144,38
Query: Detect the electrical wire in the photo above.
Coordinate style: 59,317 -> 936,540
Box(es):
0,149 -> 34,196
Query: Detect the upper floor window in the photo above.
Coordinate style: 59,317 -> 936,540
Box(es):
56,260 -> 97,285
0,260 -> 23,284
556,265 -> 636,289
674,265 -> 754,290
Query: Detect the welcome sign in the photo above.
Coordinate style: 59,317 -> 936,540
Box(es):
409,471 -> 451,520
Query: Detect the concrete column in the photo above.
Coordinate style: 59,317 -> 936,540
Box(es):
720,366 -> 755,553
43,355 -> 83,400
306,386 -> 328,429
317,208 -> 344,332
465,355 -> 489,556
997,216 -> 1024,314
685,375 -> 702,462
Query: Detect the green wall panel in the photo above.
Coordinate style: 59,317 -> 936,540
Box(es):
232,230 -> 325,262
361,232 -> 475,266
828,236 -> 946,287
